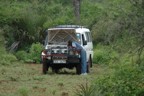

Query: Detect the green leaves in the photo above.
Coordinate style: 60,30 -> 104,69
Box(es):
29,42 -> 44,63
15,42 -> 44,63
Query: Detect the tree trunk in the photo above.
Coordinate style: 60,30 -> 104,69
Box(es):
73,0 -> 81,24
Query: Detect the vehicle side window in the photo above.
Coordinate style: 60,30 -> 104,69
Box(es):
88,32 -> 92,42
85,32 -> 91,42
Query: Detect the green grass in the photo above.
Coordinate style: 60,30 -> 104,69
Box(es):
0,63 -> 108,96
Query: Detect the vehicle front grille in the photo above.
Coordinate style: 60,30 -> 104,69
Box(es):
52,55 -> 67,59
51,49 -> 68,54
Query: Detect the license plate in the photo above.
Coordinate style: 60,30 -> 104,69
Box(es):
53,60 -> 66,63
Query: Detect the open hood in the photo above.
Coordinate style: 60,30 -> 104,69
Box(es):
47,28 -> 78,45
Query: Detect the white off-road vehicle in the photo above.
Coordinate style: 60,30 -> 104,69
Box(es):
41,25 -> 93,74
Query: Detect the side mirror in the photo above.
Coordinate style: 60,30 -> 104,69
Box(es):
82,34 -> 87,46
83,40 -> 87,45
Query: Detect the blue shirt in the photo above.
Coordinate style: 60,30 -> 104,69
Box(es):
72,41 -> 84,51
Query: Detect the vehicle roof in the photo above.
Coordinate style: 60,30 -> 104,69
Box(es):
48,25 -> 89,31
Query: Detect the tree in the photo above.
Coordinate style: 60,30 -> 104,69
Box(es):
73,0 -> 81,24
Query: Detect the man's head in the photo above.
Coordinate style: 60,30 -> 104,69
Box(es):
68,40 -> 72,46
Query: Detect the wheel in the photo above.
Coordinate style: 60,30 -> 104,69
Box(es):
55,69 -> 59,73
76,63 -> 81,75
89,55 -> 92,68
52,68 -> 59,74
87,64 -> 90,73
87,55 -> 92,73
42,59 -> 49,74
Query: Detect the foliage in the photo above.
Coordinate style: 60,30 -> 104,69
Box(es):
0,0 -> 144,49
0,0 -> 144,96
15,50 -> 30,62
76,53 -> 144,96
0,29 -> 17,66
93,61 -> 144,96
93,45 -> 119,65
93,48 -> 110,65
29,42 -> 44,63
15,43 -> 44,63
0,54 -> 17,66
0,0 -> 74,50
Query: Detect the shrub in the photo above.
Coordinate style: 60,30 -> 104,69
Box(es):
77,53 -> 144,96
76,47 -> 144,96
93,49 -> 110,64
15,50 -> 32,63
76,64 -> 144,96
29,42 -> 44,63
0,29 -> 17,65
93,45 -> 119,65
93,63 -> 144,96
15,42 -> 44,63
0,54 -> 17,65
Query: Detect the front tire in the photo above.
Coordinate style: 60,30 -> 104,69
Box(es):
76,63 -> 81,75
52,68 -> 59,74
42,59 -> 49,74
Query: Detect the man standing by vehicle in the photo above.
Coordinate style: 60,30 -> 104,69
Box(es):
68,40 -> 87,75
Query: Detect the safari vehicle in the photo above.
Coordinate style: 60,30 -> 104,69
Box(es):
41,25 -> 93,74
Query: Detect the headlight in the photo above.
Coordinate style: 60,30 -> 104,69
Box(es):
41,51 -> 46,56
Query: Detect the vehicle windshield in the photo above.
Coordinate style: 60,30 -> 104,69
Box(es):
76,33 -> 81,44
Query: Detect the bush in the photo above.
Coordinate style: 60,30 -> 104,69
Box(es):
93,63 -> 144,96
29,42 -> 44,63
15,42 -> 44,63
0,29 -> 17,66
15,50 -> 31,63
0,54 -> 17,65
76,53 -> 144,96
93,45 -> 119,65
93,49 -> 110,64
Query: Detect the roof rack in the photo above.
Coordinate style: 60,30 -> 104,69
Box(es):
55,25 -> 84,28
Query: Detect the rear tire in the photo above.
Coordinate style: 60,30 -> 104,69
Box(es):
87,55 -> 92,73
89,55 -> 92,67
87,62 -> 90,73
